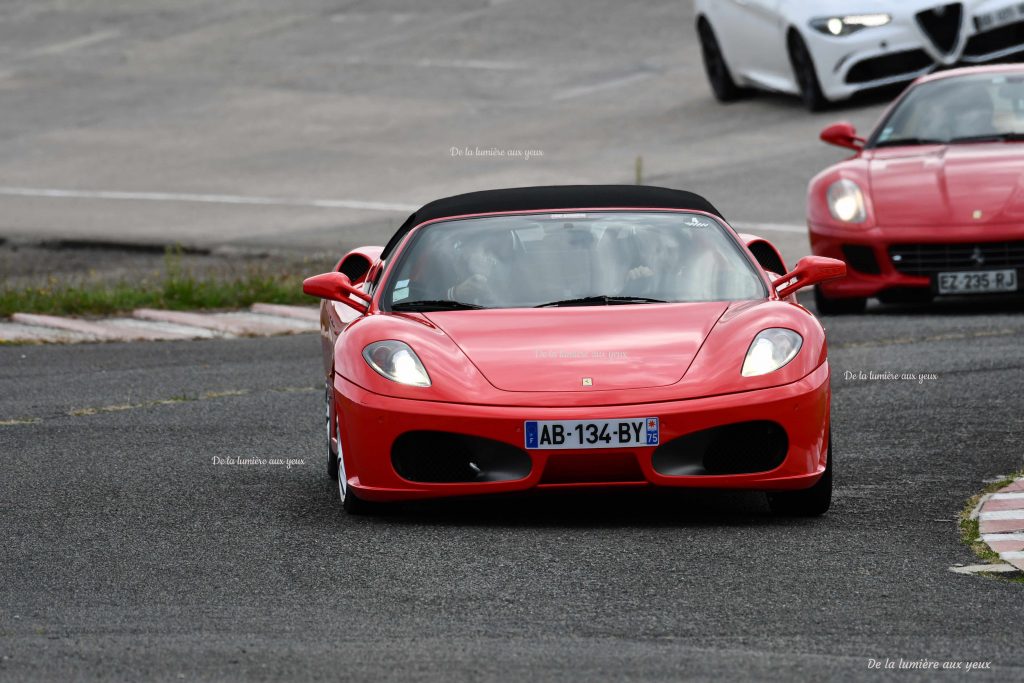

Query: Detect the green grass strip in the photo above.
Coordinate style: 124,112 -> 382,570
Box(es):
0,249 -> 312,317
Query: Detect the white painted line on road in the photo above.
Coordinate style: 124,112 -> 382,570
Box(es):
949,563 -> 1019,574
413,58 -> 525,70
344,57 -> 527,71
732,222 -> 807,235
0,187 -> 811,232
0,187 -> 418,213
30,30 -> 120,57
983,532 -> 1024,541
1001,551 -> 1024,559
979,510 -> 1024,520
991,492 -> 1024,500
0,186 -> 813,231
554,72 -> 654,101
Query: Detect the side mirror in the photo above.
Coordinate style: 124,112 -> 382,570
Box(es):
302,272 -> 372,313
820,122 -> 864,150
773,256 -> 846,298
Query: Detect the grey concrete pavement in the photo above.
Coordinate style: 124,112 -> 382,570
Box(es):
0,0 -> 884,256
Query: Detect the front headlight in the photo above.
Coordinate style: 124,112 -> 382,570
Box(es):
827,179 -> 867,223
362,340 -> 431,387
811,14 -> 891,36
742,329 -> 803,377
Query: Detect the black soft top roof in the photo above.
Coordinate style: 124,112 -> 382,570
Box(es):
380,185 -> 723,259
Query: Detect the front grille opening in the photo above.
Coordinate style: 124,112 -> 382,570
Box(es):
916,3 -> 964,54
540,452 -> 645,485
841,245 -> 881,275
964,19 -> 1024,58
845,50 -> 933,85
652,421 -> 788,476
889,241 -> 1024,275
391,431 -> 531,484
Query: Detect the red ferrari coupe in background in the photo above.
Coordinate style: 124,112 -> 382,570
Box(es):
810,64 -> 1024,314
303,186 -> 846,515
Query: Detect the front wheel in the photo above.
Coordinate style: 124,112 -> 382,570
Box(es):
814,286 -> 867,315
788,32 -> 828,112
326,382 -> 339,480
768,434 -> 832,516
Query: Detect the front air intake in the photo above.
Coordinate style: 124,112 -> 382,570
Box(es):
652,421 -> 788,476
916,4 -> 964,55
391,431 -> 531,483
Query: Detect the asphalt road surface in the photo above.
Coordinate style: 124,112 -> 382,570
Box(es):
3,0 -> 1024,680
3,299 -> 1024,681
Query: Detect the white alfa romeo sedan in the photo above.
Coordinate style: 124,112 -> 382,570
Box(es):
694,0 -> 1024,109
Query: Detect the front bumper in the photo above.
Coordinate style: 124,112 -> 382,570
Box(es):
810,221 -> 1024,299
334,363 -> 831,503
806,2 -> 1024,102
806,25 -> 935,102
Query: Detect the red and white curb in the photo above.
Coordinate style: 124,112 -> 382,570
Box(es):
980,481 -> 1024,570
0,304 -> 319,343
953,478 -> 1024,576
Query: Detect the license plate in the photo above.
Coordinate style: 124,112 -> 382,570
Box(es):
936,269 -> 1018,294
524,418 -> 659,450
975,4 -> 1024,32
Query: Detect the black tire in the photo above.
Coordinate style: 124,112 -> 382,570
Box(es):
332,410 -> 383,516
814,286 -> 867,315
788,31 -> 828,112
768,434 -> 832,517
326,383 -> 339,480
342,486 -> 380,515
698,19 -> 744,103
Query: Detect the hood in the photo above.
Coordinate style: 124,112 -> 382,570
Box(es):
425,303 -> 729,392
867,145 -> 1024,226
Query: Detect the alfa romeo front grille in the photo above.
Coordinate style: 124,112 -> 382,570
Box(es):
889,241 -> 1024,275
916,3 -> 964,55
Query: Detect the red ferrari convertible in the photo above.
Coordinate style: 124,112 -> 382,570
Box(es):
303,185 -> 845,515
810,64 -> 1024,314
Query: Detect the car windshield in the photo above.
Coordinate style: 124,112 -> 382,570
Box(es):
871,72 -> 1024,147
382,211 -> 766,310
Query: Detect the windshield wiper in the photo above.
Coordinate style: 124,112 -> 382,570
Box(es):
949,132 -> 1024,144
535,295 -> 667,308
872,137 -> 945,148
391,299 -> 485,312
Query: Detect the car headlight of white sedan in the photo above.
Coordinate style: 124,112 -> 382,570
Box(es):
810,14 -> 891,37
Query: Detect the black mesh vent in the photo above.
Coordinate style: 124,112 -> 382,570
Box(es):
841,245 -> 881,275
652,421 -> 788,476
338,255 -> 371,283
391,431 -> 531,483
845,50 -> 933,85
916,4 -> 964,55
748,241 -> 786,276
889,241 -> 1024,275
964,19 -> 1024,58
